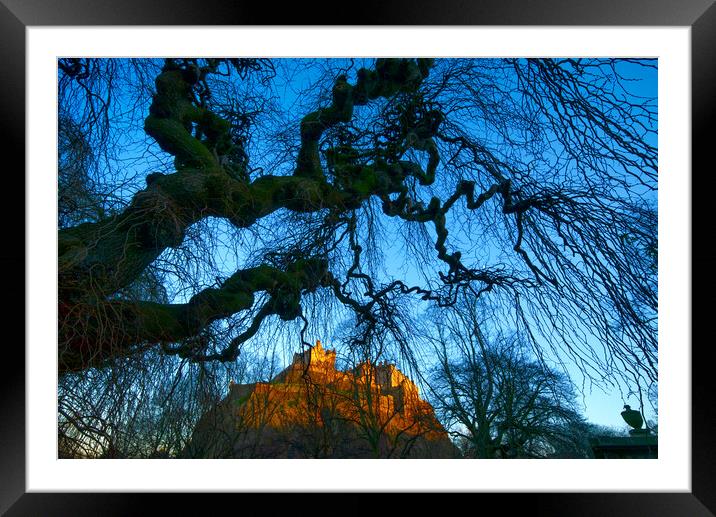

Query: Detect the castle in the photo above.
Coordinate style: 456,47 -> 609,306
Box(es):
183,341 -> 456,458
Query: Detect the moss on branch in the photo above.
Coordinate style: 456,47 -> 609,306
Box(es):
296,59 -> 435,179
59,258 -> 330,373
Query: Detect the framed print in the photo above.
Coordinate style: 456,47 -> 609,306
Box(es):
2,0 -> 714,514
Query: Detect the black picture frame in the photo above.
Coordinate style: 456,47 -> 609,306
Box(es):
2,0 -> 712,514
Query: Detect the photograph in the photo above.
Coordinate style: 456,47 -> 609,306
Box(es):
56,56 -> 659,460
6,10 -> 709,512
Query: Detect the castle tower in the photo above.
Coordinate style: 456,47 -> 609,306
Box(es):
292,340 -> 336,369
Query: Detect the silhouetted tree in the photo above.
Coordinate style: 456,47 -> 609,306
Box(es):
426,297 -> 590,458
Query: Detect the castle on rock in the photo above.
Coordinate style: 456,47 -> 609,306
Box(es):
183,341 -> 456,458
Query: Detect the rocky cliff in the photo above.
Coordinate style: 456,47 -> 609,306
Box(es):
183,341 -> 457,458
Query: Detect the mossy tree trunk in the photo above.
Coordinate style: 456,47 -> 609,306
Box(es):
58,58 -> 445,373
